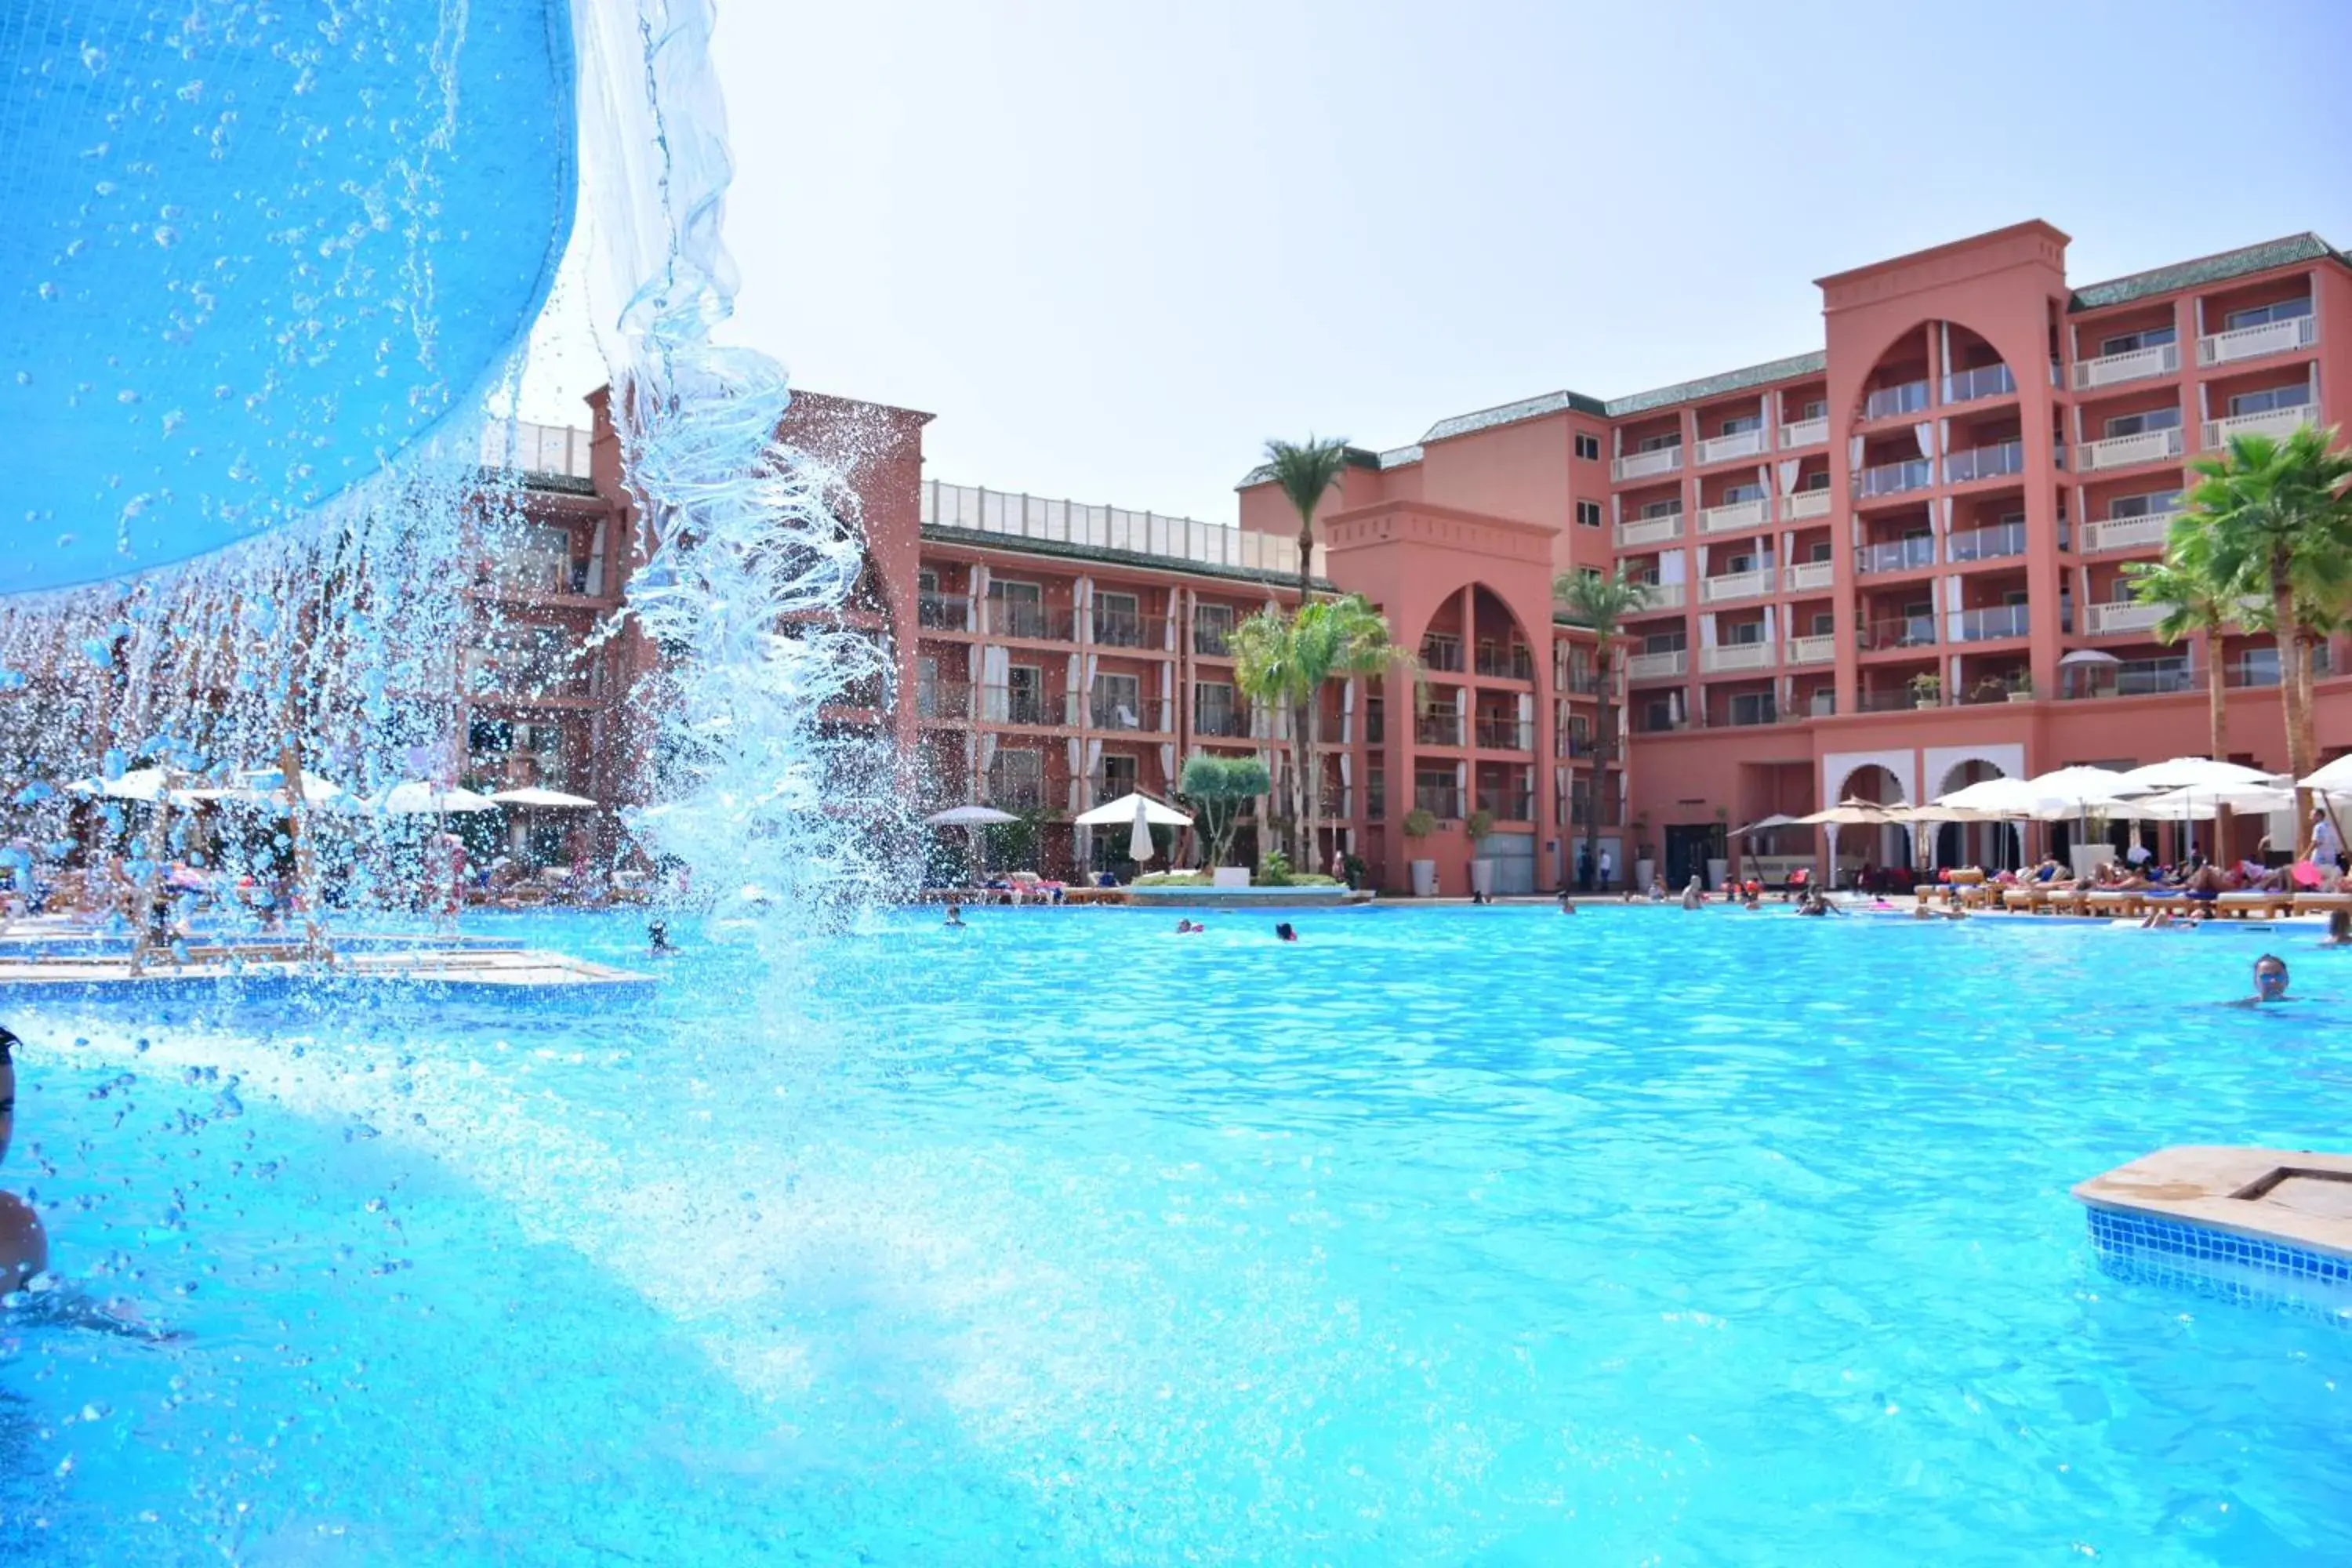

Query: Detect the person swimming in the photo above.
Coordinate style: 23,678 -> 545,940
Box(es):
2250,953 -> 2291,1004
942,903 -> 965,929
1175,918 -> 1204,934
648,918 -> 673,953
1274,922 -> 1298,942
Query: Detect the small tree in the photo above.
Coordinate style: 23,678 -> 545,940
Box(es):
1401,807 -> 1437,844
1465,806 -> 1495,846
1178,752 -> 1272,869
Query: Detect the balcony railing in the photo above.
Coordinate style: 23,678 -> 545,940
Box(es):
1091,612 -> 1167,649
1473,647 -> 1537,681
1713,702 -> 1780,728
1192,621 -> 1233,657
1784,559 -> 1835,593
1781,488 -> 1832,521
1700,642 -> 1776,673
2204,401 -> 2318,449
1944,440 -> 2026,485
1628,580 -> 1685,612
1856,535 -> 1936,575
2228,646 -> 2333,688
1949,603 -> 2031,642
1864,379 -> 1932,420
1860,615 -> 1937,650
917,680 -> 974,720
2073,341 -> 2180,390
1943,364 -> 2017,404
979,687 -> 1074,725
926,480 -> 1307,579
1624,649 -> 1689,681
917,593 -> 973,630
1700,569 -> 1772,604
1414,711 -> 1465,746
1946,520 -> 2027,562
1413,785 -> 1463,819
1090,695 -> 1170,731
2077,424 -> 2183,473
1854,457 -> 1933,499
1475,789 -> 1535,822
2082,600 -> 2166,637
2198,311 -> 2315,367
1697,427 -> 1768,465
1787,633 -> 1837,666
982,771 -> 1047,811
1855,687 -> 1934,713
1472,717 -> 1534,750
2080,510 -> 2178,553
2065,657 -> 2194,699
1614,511 -> 1683,547
1612,445 -> 1684,482
1698,496 -> 1770,535
1420,638 -> 1465,673
1779,416 -> 1828,449
1192,705 -> 1252,738
991,604 -> 1076,641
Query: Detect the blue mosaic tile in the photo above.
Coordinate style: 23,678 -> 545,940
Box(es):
2085,1203 -> 2352,1323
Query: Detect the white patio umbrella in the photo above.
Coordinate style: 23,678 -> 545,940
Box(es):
67,767 -> 171,803
488,786 -> 598,808
2021,764 -> 2135,869
2125,784 -> 2297,821
175,768 -> 349,810
1072,792 -> 1192,829
2111,758 -> 2285,860
1127,796 -> 1156,863
923,804 -> 1019,828
2299,755 -> 2352,796
375,782 -> 501,815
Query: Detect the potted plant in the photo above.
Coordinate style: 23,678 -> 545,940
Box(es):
1632,814 -> 1654,893
1909,670 -> 1941,710
1402,807 -> 1438,896
1465,806 -> 1497,898
2006,671 -> 2034,704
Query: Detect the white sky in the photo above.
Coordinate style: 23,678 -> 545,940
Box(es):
522,0 -> 2352,523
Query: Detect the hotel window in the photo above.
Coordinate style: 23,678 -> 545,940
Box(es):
1193,602 -> 1234,655
1640,499 -> 1681,519
1720,415 -> 1762,436
987,748 -> 1044,810
1094,590 -> 1142,645
2108,490 -> 2181,520
1575,499 -> 1603,528
1640,698 -> 1677,731
1728,691 -> 1776,726
1721,620 -> 1765,647
989,579 -> 1045,637
1809,612 -> 1835,636
1094,672 -> 1142,729
1806,539 -> 1833,563
2099,325 -> 2177,356
1006,663 -> 1044,724
1642,630 -> 1686,654
1722,482 -> 1766,504
2229,383 -> 2311,417
1097,752 -> 1138,802
917,568 -> 939,596
2224,296 -> 2312,331
1722,549 -> 1759,573
1636,430 -> 1682,453
1798,400 -> 1828,421
1573,432 -> 1602,460
2103,406 -> 2181,438
916,655 -> 940,717
1796,470 -> 1831,492
1194,681 -> 1238,735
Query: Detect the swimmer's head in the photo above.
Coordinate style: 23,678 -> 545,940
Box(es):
2255,953 -> 2290,1000
0,1025 -> 16,1164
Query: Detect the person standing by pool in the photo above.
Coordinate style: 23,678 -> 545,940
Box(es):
1680,876 -> 1704,910
2311,808 -> 2344,873
1595,848 -> 1613,891
0,1027 -> 45,1294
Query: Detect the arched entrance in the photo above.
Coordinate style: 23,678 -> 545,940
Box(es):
1832,762 -> 1911,887
1933,758 -> 2022,870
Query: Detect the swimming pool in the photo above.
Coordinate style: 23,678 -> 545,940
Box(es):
5,905 -> 2349,1563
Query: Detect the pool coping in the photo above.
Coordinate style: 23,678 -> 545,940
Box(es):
2074,1145 -> 2352,1301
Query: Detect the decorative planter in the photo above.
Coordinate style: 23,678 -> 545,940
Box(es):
1634,858 -> 1656,891
1706,856 -> 1729,890
1468,858 -> 1496,897
1915,699 -> 1937,710
2006,692 -> 2033,704
1410,858 -> 1438,897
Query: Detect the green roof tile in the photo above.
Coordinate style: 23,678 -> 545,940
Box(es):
2068,234 -> 2345,311
920,523 -> 1327,592
1419,390 -> 1607,444
1603,350 -> 1828,417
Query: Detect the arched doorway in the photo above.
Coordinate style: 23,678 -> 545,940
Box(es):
1832,762 -> 1911,887
1933,758 -> 2022,870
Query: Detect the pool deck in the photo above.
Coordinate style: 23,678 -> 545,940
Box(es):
0,931 -> 653,993
2076,1145 -> 2352,1263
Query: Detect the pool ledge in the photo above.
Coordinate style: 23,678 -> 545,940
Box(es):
2074,1145 -> 2352,1281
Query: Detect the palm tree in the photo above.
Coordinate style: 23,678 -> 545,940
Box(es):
1232,593 -> 1414,869
1553,566 -> 1652,888
2186,424 -> 2352,851
2125,547 -> 2243,855
1262,436 -> 1351,601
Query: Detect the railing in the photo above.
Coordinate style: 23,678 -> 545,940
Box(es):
1784,560 -> 1835,593
917,593 -> 972,630
1712,702 -> 1779,728
2228,646 -> 2333,688
1779,416 -> 1828,449
1943,364 -> 2017,404
1949,603 -> 2031,642
1944,440 -> 2026,485
1475,789 -> 1535,822
1860,615 -> 1937,650
1090,695 -> 1170,731
2065,657 -> 2194,699
992,603 -> 1076,641
1092,612 -> 1167,649
1192,705 -> 1252,738
2073,341 -> 2180,390
1628,580 -> 1685,611
2082,599 -> 2166,637
1697,428 -> 1768,465
1855,687 -> 1933,713
918,680 -> 974,720
1558,731 -> 1599,757
1413,785 -> 1463,818
1854,457 -> 1933,499
1864,379 -> 1932,420
1787,633 -> 1837,666
1473,717 -> 1534,750
1612,445 -> 1684,482
2204,401 -> 2318,449
1782,488 -> 1832,520
1624,649 -> 1689,681
463,653 -> 599,702
1946,520 -> 2027,562
2198,311 -> 2315,367
1698,496 -> 1770,535
1420,637 -> 1465,673
978,687 -> 1074,725
1856,535 -> 1936,575
924,480 -> 1308,579
1192,621 -> 1233,656
1414,711 -> 1465,746
1700,642 -> 1776,673
1631,710 -> 1692,734
2079,509 -> 2177,553
1614,511 -> 1683,547
983,771 -> 1047,811
480,420 -> 594,478
1474,647 -> 1537,681
2077,424 -> 2182,473
1563,668 -> 1603,695
1700,569 -> 1772,604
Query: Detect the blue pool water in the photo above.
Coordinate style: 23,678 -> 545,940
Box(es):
5,905 -> 2351,1564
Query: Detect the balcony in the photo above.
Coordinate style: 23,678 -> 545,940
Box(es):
1859,615 -> 1937,651
1614,511 -> 1683,547
1787,633 -> 1836,666
982,769 -> 1047,811
1712,701 -> 1780,728
2073,342 -> 2180,390
1472,717 -> 1534,750
1864,379 -> 1933,421
1700,642 -> 1776,673
1698,496 -> 1770,536
1700,568 -> 1772,604
1092,612 -> 1167,649
2079,510 -> 2178,554
1697,427 -> 1769,465
1949,603 -> 2032,642
2076,425 -> 2183,473
1944,439 -> 2027,485
2198,312 -> 2316,367
916,593 -> 973,630
1782,488 -> 1833,521
1943,364 -> 2017,404
1629,580 -> 1685,612
988,689 -> 1076,726
1612,445 -> 1684,482
1090,695 -> 1170,732
1779,416 -> 1828,450
1854,457 -> 1933,500
2204,401 -> 2318,449
1414,785 -> 1463,819
2082,599 -> 2166,637
1192,705 -> 1253,739
1624,649 -> 1689,681
2066,656 -> 2195,699
1414,710 -> 1465,746
1474,647 -> 1537,681
992,604 -> 1075,641
917,680 -> 974,720
1475,788 -> 1535,822
1784,559 -> 1835,593
1946,520 -> 2027,563
1856,535 -> 1936,575
1420,637 -> 1465,673
1192,622 -> 1233,657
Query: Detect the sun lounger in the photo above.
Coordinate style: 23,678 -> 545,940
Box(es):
2086,890 -> 2145,918
2002,887 -> 2037,912
2216,891 -> 2293,920
2293,891 -> 2352,915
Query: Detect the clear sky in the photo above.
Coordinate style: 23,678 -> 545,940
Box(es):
523,0 -> 2352,523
